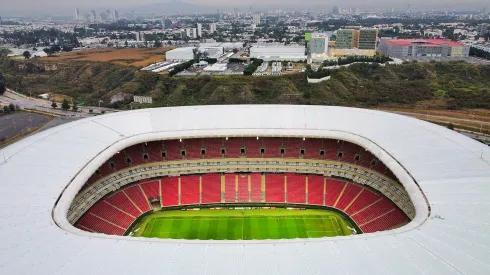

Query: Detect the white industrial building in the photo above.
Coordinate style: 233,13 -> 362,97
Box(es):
200,42 -> 243,51
250,45 -> 306,61
165,47 -> 195,61
199,46 -> 224,58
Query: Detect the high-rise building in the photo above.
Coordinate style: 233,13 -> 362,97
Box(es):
358,28 -> 379,50
209,23 -> 217,34
90,10 -> 97,22
197,23 -> 202,37
113,10 -> 119,21
309,33 -> 329,54
252,14 -> 261,25
336,29 -> 357,49
477,23 -> 488,36
106,10 -> 112,21
74,8 -> 80,21
332,6 -> 341,15
335,27 -> 378,50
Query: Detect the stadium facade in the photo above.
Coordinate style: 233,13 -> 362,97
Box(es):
1,105 -> 490,274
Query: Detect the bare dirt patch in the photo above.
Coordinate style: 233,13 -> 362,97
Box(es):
41,48 -> 173,67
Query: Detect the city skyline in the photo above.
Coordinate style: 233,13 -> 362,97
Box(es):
1,0 -> 490,17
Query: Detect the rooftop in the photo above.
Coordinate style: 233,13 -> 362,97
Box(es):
382,38 -> 465,47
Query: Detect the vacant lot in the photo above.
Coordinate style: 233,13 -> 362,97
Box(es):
41,47 -> 174,67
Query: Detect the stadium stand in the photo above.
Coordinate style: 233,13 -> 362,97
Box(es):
250,173 -> 262,202
124,186 -> 151,213
140,180 -> 160,199
335,183 -> 363,210
161,177 -> 179,206
86,201 -> 135,228
201,174 -> 221,203
265,174 -> 285,202
224,174 -> 236,202
183,139 -> 203,160
243,137 -> 262,158
237,174 -> 249,202
325,179 -> 346,207
76,137 -> 411,236
76,173 -> 409,236
204,138 -> 223,158
146,141 -> 163,162
223,137 -> 242,158
163,139 -> 182,161
264,137 -> 283,158
105,192 -> 142,217
286,173 -> 306,203
76,212 -> 126,235
307,175 -> 324,205
180,175 -> 200,205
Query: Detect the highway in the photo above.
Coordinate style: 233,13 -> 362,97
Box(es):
0,89 -> 116,118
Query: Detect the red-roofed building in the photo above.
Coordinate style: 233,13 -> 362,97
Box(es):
379,38 -> 470,58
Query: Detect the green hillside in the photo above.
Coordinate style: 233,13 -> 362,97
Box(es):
2,49 -> 490,110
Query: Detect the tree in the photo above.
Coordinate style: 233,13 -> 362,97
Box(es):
153,40 -> 162,48
8,103 -> 16,112
3,105 -> 9,114
447,123 -> 455,130
51,100 -> 58,108
89,109 -> 93,113
23,51 -> 31,59
61,99 -> 70,110
0,72 -> 5,95
72,102 -> 78,111
124,40 -> 129,47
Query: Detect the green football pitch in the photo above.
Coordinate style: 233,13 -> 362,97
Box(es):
129,208 -> 354,240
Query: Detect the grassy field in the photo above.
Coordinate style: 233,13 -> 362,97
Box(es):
130,208 -> 354,240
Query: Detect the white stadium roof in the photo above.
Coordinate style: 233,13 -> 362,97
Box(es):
1,105 -> 490,275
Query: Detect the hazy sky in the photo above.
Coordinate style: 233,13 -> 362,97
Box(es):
1,0 -> 489,16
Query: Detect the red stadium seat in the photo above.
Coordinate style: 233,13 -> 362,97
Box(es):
286,173 -> 306,203
201,174 -> 221,203
161,177 -> 179,206
265,174 -> 284,203
180,175 -> 200,205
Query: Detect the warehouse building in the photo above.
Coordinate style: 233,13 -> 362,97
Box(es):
249,45 -> 306,61
165,47 -> 195,61
378,38 -> 470,58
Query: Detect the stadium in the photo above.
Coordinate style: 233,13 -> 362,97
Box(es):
1,105 -> 489,274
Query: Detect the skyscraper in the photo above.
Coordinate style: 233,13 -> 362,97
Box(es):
197,23 -> 202,37
74,8 -> 80,21
113,10 -> 119,21
90,10 -> 97,22
209,23 -> 216,34
332,6 -> 340,15
252,14 -> 261,25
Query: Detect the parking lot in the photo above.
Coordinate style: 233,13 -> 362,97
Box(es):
0,112 -> 50,142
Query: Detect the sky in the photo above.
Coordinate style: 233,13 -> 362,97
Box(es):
1,0 -> 489,17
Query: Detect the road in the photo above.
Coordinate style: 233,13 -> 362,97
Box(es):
0,89 -> 117,118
